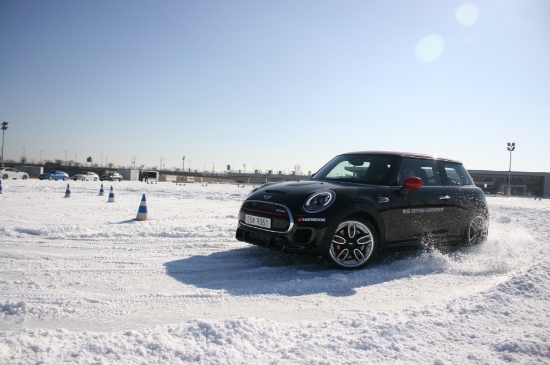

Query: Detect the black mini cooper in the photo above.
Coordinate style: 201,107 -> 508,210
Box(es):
235,151 -> 489,270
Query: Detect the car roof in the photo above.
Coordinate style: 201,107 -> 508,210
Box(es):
341,151 -> 462,164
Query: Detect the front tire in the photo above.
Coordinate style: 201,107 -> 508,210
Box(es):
63,177 -> 67,181
22,175 -> 28,180
326,217 -> 378,270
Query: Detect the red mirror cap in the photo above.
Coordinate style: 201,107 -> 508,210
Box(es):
404,176 -> 423,190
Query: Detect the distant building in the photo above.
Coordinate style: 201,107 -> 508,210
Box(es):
468,170 -> 550,197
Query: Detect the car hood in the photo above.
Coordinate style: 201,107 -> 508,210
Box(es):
245,180 -> 374,212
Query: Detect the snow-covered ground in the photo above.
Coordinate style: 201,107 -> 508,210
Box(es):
1,180 -> 549,364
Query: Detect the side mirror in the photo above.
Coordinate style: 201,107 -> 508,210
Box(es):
400,176 -> 423,195
404,177 -> 423,190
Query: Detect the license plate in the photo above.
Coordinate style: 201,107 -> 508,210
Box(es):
245,214 -> 272,229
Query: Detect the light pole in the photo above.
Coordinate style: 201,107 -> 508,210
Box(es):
212,161 -> 214,173
74,153 -> 77,165
64,150 -> 67,166
100,153 -> 103,167
182,156 -> 185,176
40,151 -> 43,164
507,142 -> 515,196
105,156 -> 108,166
21,147 -> 25,162
243,164 -> 246,173
1,122 -> 8,167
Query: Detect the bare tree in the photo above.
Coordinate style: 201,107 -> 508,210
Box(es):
107,163 -> 114,169
54,159 -> 63,165
20,156 -> 27,164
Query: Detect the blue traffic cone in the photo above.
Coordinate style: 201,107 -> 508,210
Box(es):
0,180 -> 3,194
135,194 -> 149,221
64,184 -> 71,198
107,186 -> 115,202
99,183 -> 105,196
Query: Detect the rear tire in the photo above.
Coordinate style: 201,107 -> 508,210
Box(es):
326,217 -> 378,270
2,174 -> 8,179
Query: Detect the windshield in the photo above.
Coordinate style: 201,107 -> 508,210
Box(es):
312,154 -> 397,185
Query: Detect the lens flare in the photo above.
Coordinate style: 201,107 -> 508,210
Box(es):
415,34 -> 445,64
455,3 -> 479,28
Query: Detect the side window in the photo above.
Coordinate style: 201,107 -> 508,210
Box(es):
441,163 -> 474,186
397,158 -> 441,186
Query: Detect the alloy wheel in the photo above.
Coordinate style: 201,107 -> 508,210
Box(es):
467,215 -> 488,245
329,219 -> 377,269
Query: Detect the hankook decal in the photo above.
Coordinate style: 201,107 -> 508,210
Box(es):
298,217 -> 326,222
403,208 -> 444,214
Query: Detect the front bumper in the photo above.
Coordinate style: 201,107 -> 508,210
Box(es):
235,200 -> 331,255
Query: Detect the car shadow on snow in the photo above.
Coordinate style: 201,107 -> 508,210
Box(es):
164,245 -> 451,297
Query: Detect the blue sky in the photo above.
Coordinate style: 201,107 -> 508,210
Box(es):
1,0 -> 549,174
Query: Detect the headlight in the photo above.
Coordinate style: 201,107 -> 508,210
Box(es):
303,190 -> 336,213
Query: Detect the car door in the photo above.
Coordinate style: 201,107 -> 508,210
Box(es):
388,158 -> 449,245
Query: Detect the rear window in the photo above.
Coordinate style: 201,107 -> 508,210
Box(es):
441,163 -> 473,186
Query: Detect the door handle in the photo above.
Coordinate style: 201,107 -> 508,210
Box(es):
439,195 -> 451,200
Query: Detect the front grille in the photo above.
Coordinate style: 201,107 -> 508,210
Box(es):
241,201 -> 289,217
293,229 -> 313,244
